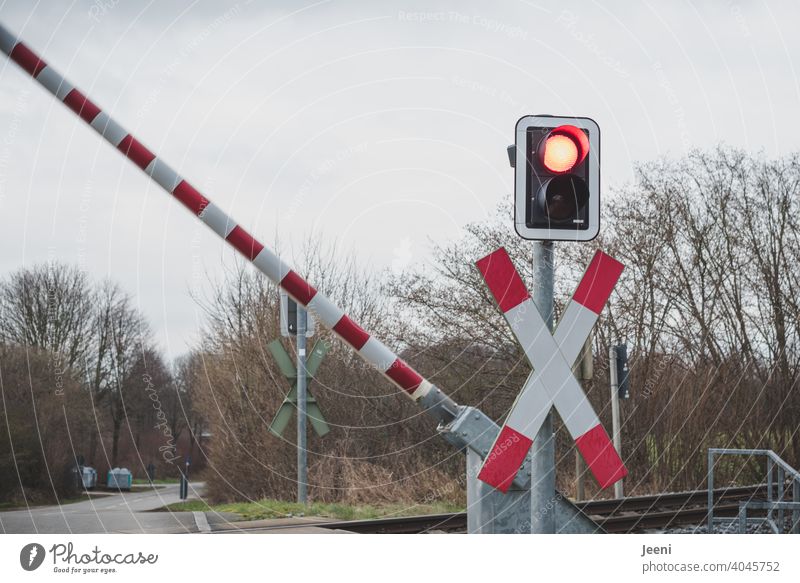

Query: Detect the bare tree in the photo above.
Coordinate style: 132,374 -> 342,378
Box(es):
0,262 -> 202,498
82,281 -> 124,463
189,244 -> 460,504
0,263 -> 93,371
0,343 -> 92,503
172,353 -> 205,466
103,293 -> 152,467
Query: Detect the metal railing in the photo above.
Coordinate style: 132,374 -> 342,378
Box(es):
708,448 -> 800,534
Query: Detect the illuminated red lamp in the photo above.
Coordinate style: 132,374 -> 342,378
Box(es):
538,125 -> 590,174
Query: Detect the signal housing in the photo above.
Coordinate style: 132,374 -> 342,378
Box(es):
513,115 -> 600,241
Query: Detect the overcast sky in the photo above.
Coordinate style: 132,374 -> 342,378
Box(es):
1,0 -> 798,359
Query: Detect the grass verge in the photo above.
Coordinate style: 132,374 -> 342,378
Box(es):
160,498 -> 464,521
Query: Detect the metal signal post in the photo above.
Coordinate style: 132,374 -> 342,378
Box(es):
531,241 -> 556,533
297,307 -> 309,504
609,344 -> 623,499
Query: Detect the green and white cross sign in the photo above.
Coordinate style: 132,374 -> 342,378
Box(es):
267,338 -> 330,437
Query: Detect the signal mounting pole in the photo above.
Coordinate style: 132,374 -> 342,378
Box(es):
296,306 -> 308,504
609,343 -> 623,499
531,240 -> 556,534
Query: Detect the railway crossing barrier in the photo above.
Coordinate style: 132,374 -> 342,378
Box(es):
0,23 -> 602,533
0,21 -> 459,447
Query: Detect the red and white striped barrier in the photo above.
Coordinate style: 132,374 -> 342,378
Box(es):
475,247 -> 627,492
0,24 -> 435,404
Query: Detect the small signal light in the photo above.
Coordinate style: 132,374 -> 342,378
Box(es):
538,125 -> 590,174
542,134 -> 579,173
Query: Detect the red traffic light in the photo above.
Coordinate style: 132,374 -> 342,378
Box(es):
542,135 -> 579,173
513,114 -> 600,241
538,125 -> 590,174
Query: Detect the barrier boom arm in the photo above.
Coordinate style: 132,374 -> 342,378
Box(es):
0,24 -> 458,425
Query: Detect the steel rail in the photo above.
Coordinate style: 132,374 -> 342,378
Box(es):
214,484 -> 769,534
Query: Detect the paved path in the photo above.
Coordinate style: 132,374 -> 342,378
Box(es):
0,482 -> 205,534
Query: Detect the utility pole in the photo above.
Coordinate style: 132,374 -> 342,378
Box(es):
609,344 -> 623,498
296,306 -> 308,504
531,240 -> 556,533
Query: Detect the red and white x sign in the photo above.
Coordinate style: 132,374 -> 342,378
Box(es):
475,247 -> 627,492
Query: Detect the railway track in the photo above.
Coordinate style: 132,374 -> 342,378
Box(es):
584,484 -> 768,533
252,484 -> 767,534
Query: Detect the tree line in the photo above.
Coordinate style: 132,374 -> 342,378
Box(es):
391,147 -> 800,496
3,147 -> 797,506
0,265 -> 202,503
188,147 -> 799,504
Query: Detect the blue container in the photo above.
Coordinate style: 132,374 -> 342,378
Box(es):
106,467 -> 132,490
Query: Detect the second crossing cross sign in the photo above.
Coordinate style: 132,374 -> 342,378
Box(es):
475,247 -> 627,492
268,339 -> 331,438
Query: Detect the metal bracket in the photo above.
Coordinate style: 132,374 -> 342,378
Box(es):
440,406 -> 531,489
440,405 -> 599,534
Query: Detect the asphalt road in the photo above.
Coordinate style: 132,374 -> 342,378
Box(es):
0,482 -> 205,534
